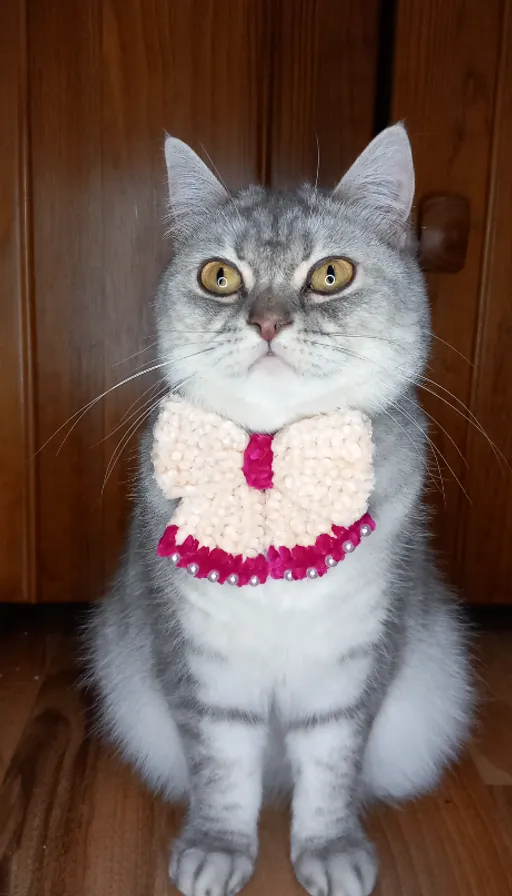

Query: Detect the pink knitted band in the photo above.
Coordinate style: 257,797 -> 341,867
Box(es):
157,512 -> 375,587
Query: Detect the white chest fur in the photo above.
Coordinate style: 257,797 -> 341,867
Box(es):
180,534 -> 388,722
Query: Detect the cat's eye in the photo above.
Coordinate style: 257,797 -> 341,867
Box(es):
309,258 -> 355,295
199,260 -> 243,297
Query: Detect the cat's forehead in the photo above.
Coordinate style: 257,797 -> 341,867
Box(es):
230,188 -> 321,272
218,187 -> 366,281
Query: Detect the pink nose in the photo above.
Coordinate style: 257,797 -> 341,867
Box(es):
248,311 -> 293,342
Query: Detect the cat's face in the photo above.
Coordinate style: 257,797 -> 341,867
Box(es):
158,125 -> 430,432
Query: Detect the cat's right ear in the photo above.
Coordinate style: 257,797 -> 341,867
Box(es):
164,135 -> 228,235
333,123 -> 414,246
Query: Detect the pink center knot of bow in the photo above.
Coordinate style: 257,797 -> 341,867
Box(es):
242,433 -> 274,490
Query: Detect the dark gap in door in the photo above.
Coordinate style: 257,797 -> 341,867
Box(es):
373,0 -> 397,134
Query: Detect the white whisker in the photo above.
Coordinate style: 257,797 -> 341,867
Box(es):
401,393 -> 469,469
307,340 -> 474,500
120,379 -> 165,424
431,333 -> 474,366
377,401 -> 444,498
308,338 -> 507,471
97,382 -> 168,446
416,376 -> 508,470
102,368 -> 203,491
102,399 -> 162,493
112,340 -> 159,367
35,362 -> 171,457
392,401 -> 470,504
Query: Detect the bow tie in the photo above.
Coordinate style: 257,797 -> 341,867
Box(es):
153,397 -> 375,587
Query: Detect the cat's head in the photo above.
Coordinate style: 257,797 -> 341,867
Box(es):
157,124 -> 430,432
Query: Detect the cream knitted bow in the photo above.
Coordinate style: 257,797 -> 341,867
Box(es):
152,397 -> 375,585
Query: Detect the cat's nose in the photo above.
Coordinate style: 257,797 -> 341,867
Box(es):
247,310 -> 293,342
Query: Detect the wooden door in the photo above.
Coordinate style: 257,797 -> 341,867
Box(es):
392,0 -> 512,603
0,0 -> 379,603
2,0 -> 512,604
0,0 -> 36,604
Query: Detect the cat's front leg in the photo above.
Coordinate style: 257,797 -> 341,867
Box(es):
169,715 -> 266,896
287,719 -> 377,896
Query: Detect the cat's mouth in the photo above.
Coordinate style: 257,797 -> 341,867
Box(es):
249,345 -> 295,374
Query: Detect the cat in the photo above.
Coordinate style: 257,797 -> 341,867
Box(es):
87,124 -> 474,896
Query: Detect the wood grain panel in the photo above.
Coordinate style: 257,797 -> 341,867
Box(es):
391,0 -> 503,582
30,0 -> 266,602
0,0 -> 36,602
459,0 -> 512,603
267,0 -> 380,188
30,0 -> 105,604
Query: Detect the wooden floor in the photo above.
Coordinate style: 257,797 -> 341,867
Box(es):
1,609 -> 511,896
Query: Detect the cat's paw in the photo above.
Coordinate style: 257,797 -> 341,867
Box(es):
293,838 -> 377,896
169,843 -> 255,896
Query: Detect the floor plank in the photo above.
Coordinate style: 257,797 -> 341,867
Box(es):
0,631 -> 46,785
0,617 -> 511,895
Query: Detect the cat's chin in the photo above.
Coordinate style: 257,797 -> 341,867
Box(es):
248,353 -> 296,376
185,367 -> 353,434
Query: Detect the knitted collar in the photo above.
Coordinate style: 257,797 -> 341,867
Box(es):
153,397 -> 375,587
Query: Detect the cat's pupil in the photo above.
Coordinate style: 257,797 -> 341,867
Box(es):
325,265 -> 336,286
217,267 -> 228,289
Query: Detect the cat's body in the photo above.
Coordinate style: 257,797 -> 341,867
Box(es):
88,125 -> 473,896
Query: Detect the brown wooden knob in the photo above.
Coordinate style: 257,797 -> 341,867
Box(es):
417,193 -> 470,273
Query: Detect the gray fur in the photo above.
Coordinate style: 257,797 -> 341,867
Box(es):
86,124 -> 474,896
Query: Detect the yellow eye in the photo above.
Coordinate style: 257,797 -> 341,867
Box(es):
199,260 -> 242,297
309,258 -> 355,295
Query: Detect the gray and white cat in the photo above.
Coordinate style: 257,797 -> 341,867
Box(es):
88,124 -> 474,896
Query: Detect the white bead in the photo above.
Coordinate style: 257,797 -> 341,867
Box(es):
249,575 -> 260,587
207,570 -> 219,583
227,574 -> 238,586
170,552 -> 180,564
342,540 -> 355,553
307,567 -> 319,579
187,563 -> 199,576
360,524 -> 372,537
284,570 -> 294,581
325,555 -> 337,568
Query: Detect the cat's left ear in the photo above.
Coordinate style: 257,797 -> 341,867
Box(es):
164,134 -> 228,235
333,123 -> 414,245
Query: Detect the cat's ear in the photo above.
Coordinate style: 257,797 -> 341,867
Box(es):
333,123 -> 414,243
164,135 -> 228,234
